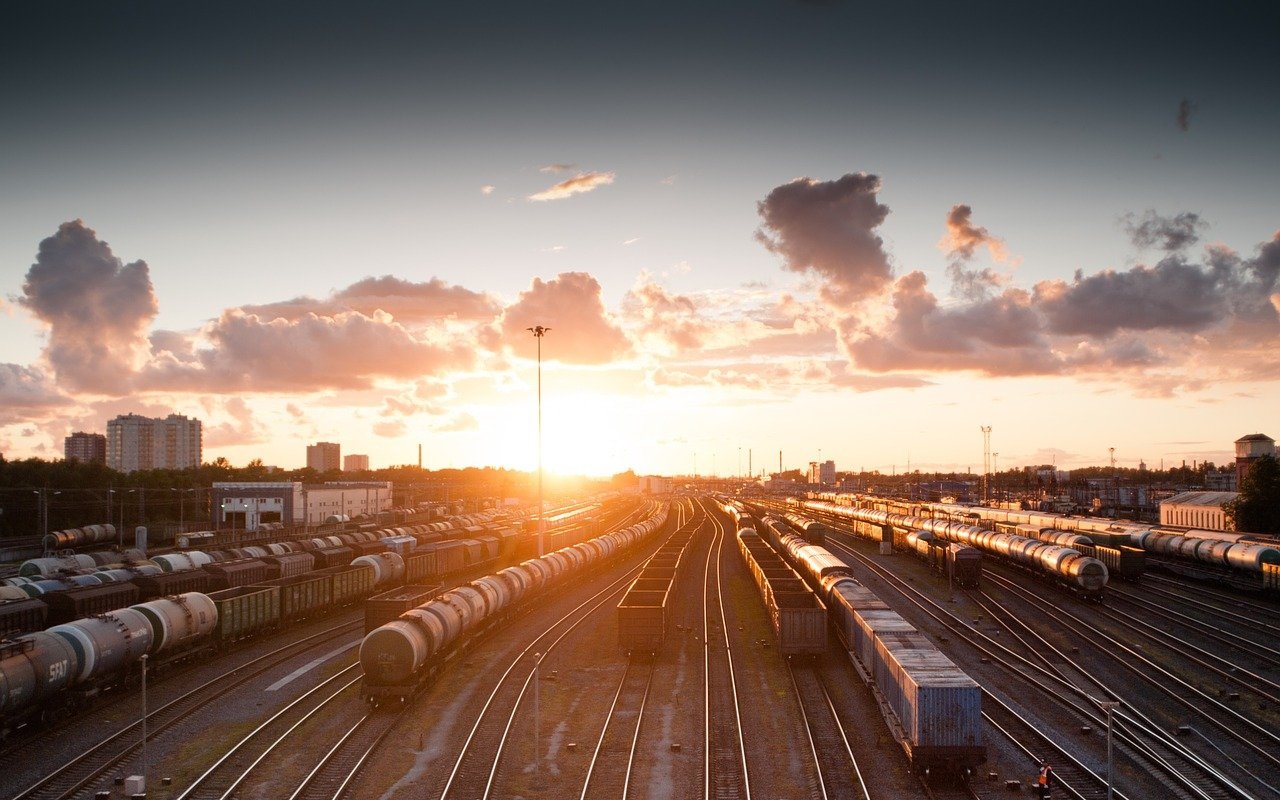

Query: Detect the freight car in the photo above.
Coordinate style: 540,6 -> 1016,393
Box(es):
0,593 -> 216,734
360,503 -> 671,703
0,508 -> 547,736
736,528 -> 828,655
931,501 -> 1278,589
743,509 -> 985,777
617,522 -> 694,654
803,500 -> 1109,599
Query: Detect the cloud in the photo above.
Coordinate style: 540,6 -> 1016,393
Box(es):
755,173 -> 894,305
648,359 -> 927,394
528,171 -> 615,201
840,229 -> 1280,383
539,163 -> 576,173
621,275 -> 714,353
373,419 -> 407,438
939,204 -> 1008,263
0,364 -> 70,423
141,309 -> 478,392
480,185 -> 495,195
500,272 -> 632,364
433,412 -> 478,433
1035,256 -> 1225,337
1177,98 -> 1196,132
19,220 -> 158,392
1123,210 -> 1206,252
845,271 -> 1053,376
203,397 -> 267,447
241,276 -> 501,324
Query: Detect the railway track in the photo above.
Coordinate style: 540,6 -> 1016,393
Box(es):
787,660 -> 870,800
702,513 -> 750,800
173,665 -> 363,800
10,618 -> 363,800
984,571 -> 1274,800
436,549 -> 660,799
287,702 -> 405,800
577,656 -> 656,800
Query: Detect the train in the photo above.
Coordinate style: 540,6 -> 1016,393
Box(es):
0,505 -> 619,737
0,511 -> 525,637
922,501 -> 1279,591
722,501 -> 986,778
801,498 -> 1110,599
360,502 -> 672,703
780,506 -> 983,588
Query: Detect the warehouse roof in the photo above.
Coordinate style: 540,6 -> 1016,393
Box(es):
1161,491 -> 1238,507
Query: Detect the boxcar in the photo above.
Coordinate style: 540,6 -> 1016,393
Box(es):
260,552 -> 315,579
133,569 -> 212,600
204,559 -> 272,590
312,546 -> 355,570
42,582 -> 140,626
0,598 -> 48,637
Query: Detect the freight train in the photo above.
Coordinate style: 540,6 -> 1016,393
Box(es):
722,501 -> 985,778
0,511 -> 523,637
801,498 -> 1110,599
0,506 -> 615,737
360,502 -> 671,703
923,501 -> 1279,591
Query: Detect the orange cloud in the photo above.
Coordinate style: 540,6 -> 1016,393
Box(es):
528,171 -> 615,201
939,204 -> 1008,263
500,272 -> 632,364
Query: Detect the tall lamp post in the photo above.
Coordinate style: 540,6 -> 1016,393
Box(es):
527,325 -> 550,558
1100,700 -> 1119,799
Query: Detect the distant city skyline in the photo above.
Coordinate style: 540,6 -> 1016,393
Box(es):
0,3 -> 1276,477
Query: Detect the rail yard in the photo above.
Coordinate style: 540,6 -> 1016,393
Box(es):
1,492 -> 1278,800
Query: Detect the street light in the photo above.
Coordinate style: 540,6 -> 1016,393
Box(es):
532,651 -> 542,775
1100,700 -> 1120,799
141,653 -> 149,793
527,325 -> 550,558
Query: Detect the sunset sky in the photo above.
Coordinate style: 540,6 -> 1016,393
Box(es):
1,2 -> 1277,478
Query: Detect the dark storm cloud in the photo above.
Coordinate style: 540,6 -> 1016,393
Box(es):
1177,98 -> 1196,132
1123,210 -> 1206,252
19,220 -> 158,393
755,173 -> 894,306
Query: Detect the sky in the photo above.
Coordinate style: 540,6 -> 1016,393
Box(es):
1,1 -> 1278,478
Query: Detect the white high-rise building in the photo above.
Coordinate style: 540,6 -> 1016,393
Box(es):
107,413 -> 203,473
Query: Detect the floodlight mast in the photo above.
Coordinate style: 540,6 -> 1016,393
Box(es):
527,326 -> 550,557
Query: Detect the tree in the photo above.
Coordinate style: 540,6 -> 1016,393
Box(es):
1224,455 -> 1280,534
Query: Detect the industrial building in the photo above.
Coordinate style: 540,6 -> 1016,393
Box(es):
106,413 -> 202,473
1159,491 -> 1237,531
212,480 -> 393,531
